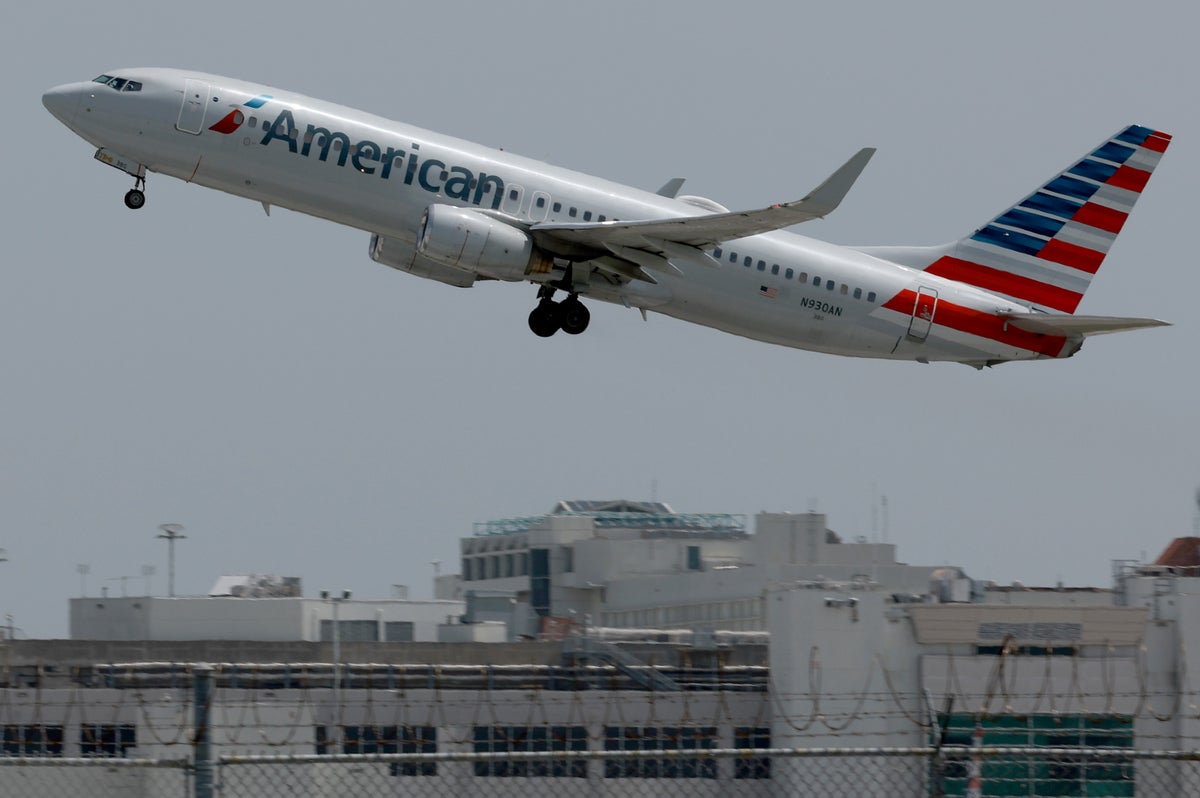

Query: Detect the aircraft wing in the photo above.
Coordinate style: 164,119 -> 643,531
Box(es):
531,147 -> 875,252
1000,313 -> 1170,337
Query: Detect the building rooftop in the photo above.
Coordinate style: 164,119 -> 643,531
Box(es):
472,498 -> 747,537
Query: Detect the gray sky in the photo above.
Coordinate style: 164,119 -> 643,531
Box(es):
5,2 -> 1198,637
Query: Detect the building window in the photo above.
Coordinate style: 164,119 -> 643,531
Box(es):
531,549 -> 551,616
462,558 -> 473,581
604,726 -> 717,779
2,725 -> 64,757
320,620 -> 379,642
324,726 -> 436,776
734,727 -> 771,779
934,714 -> 1132,795
384,621 -> 414,642
686,546 -> 701,571
473,726 -> 587,777
80,724 -> 136,758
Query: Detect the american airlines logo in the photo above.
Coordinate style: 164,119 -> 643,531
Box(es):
250,106 -> 508,210
207,95 -> 274,135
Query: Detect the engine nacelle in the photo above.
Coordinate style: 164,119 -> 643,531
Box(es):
417,204 -> 552,282
369,234 -> 476,288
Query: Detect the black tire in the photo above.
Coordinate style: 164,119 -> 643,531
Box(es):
559,298 -> 591,335
124,189 -> 146,210
528,301 -> 561,337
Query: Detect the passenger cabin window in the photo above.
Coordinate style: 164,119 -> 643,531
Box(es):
771,264 -> 780,275
744,256 -> 752,268
827,281 -> 835,291
729,252 -> 737,263
583,211 -> 592,221
508,189 -> 519,201
757,260 -> 766,272
840,284 -> 848,295
813,277 -> 821,287
535,196 -> 546,208
598,215 -> 607,222
568,207 -> 577,218
714,248 -> 723,258
785,268 -> 794,280
248,116 -> 258,128
798,272 -> 808,283
867,291 -> 877,302
552,202 -> 562,212
853,287 -> 862,299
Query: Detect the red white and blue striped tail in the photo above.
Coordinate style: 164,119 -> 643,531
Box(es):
926,125 -> 1170,314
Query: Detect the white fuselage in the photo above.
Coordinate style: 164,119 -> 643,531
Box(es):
43,68 -> 1071,365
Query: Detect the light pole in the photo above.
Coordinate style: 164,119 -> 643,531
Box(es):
321,589 -> 352,749
156,524 -> 186,597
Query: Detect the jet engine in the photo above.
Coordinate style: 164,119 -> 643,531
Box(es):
417,204 -> 552,281
369,234 -> 476,287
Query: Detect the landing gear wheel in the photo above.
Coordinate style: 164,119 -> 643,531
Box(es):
528,300 -> 561,338
559,297 -> 591,335
124,189 -> 145,210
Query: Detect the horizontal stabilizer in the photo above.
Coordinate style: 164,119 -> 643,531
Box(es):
1000,313 -> 1170,337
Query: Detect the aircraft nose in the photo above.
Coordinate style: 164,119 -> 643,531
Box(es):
42,83 -> 82,127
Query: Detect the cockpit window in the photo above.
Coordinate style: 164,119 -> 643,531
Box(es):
91,75 -> 140,92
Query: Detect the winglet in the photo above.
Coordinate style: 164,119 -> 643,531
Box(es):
797,147 -> 876,218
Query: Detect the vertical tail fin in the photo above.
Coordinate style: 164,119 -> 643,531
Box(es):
930,125 -> 1171,312
861,125 -> 1171,313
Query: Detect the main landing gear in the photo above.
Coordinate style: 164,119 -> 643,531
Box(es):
528,285 -> 591,338
124,176 -> 146,210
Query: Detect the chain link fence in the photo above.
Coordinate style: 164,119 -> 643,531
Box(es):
2,745 -> 1199,796
215,746 -> 1200,798
0,757 -> 189,798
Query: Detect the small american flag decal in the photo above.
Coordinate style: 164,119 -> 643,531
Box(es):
759,285 -> 778,299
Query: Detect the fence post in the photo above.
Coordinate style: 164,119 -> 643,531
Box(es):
193,664 -> 215,798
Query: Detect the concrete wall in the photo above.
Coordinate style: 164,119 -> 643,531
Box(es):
69,597 -> 465,643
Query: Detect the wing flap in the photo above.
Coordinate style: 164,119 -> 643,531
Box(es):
1000,313 -> 1170,337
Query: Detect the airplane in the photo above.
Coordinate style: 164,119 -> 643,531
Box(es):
42,68 -> 1172,367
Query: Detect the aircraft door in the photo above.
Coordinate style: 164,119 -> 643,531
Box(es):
907,286 -> 938,340
176,80 -> 211,135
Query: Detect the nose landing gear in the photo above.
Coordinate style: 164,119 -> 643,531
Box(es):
527,286 -> 591,338
124,175 -> 146,210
